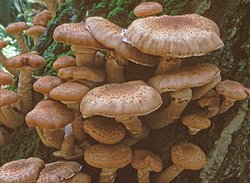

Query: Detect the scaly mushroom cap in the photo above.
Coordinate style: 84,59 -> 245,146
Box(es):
80,80 -> 162,118
33,10 -> 53,26
182,114 -> 211,129
0,89 -> 19,106
0,157 -> 44,183
134,2 -> 163,17
5,22 -> 29,34
62,172 -> 91,183
0,40 -> 7,48
36,161 -> 82,183
83,116 -> 126,144
0,70 -> 14,85
216,80 -> 250,100
33,76 -> 64,95
53,22 -> 106,50
148,63 -> 220,93
52,56 -> 77,71
131,149 -> 163,172
171,142 -> 206,170
125,14 -> 223,57
49,82 -> 90,103
84,143 -> 132,169
85,16 -> 159,66
25,26 -> 46,36
26,100 -> 74,129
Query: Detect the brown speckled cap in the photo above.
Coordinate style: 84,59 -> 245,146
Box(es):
0,157 -> 44,183
80,80 -> 162,118
83,116 -> 126,144
134,2 -> 163,17
182,114 -> 211,129
126,14 -> 223,57
0,40 -> 7,48
0,89 -> 19,106
84,143 -> 132,169
5,22 -> 29,34
171,142 -> 206,170
0,70 -> 14,85
36,161 -> 82,183
25,99 -> 74,129
52,56 -> 77,71
25,26 -> 46,36
33,10 -> 52,26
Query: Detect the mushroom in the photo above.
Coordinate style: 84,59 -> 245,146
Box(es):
52,56 -> 77,71
85,16 -> 159,83
83,116 -> 126,144
134,2 -> 163,17
25,26 -> 46,45
33,10 -> 53,26
36,160 -> 82,183
42,0 -> 57,16
80,80 -> 162,138
124,14 -> 224,74
5,22 -> 29,53
0,157 -> 44,183
182,114 -> 211,135
131,149 -> 163,183
0,126 -> 9,147
154,142 -> 206,183
84,143 -> 132,183
62,172 -> 91,183
0,70 -> 14,88
216,80 -> 250,113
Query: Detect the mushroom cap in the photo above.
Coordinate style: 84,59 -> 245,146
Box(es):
25,99 -> 74,129
171,142 -> 206,170
80,80 -> 162,118
182,114 -> 211,129
131,149 -> 163,172
49,82 -> 90,103
33,10 -> 53,26
0,70 -> 14,85
25,26 -> 46,36
58,66 -> 105,82
0,157 -> 44,183
5,22 -> 29,34
5,52 -> 46,69
125,14 -> 224,57
134,2 -> 163,17
33,76 -> 64,95
53,22 -> 106,50
83,116 -> 126,144
62,172 -> 91,183
216,80 -> 250,100
148,63 -> 220,93
85,16 -> 159,66
84,143 -> 132,169
36,161 -> 82,183
0,89 -> 19,106
52,56 -> 77,71
0,40 -> 7,48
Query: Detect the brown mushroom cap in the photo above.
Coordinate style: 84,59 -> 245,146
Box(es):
134,2 -> 163,17
80,80 -> 162,118
125,14 -> 223,57
0,157 -> 44,183
171,142 -> 206,170
84,143 -> 132,169
33,10 -> 53,26
131,149 -> 163,172
25,26 -> 46,36
49,82 -> 90,103
148,63 -> 220,93
52,56 -> 77,71
85,16 -> 159,66
0,70 -> 14,85
0,40 -> 7,48
0,89 -> 19,106
36,161 -> 82,183
53,22 -> 105,50
33,76 -> 64,95
83,116 -> 126,144
5,22 -> 29,34
216,80 -> 250,100
25,99 -> 74,129
182,114 -> 211,129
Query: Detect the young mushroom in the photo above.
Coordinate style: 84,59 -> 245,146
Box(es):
25,26 -> 46,45
52,56 -> 77,71
33,10 -> 53,27
154,142 -> 206,183
134,2 -> 163,17
0,70 -> 14,88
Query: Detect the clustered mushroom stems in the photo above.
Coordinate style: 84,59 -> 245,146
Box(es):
35,127 -> 54,148
156,57 -> 182,74
99,168 -> 117,183
71,46 -> 97,67
13,33 -> 29,53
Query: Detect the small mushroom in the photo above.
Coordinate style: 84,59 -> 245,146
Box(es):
131,149 -> 163,183
52,56 -> 77,71
33,10 -> 53,26
0,157 -> 44,183
134,2 -> 163,17
84,143 -> 132,183
154,142 -> 206,183
25,26 -> 46,44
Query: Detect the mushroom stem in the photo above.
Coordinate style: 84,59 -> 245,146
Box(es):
156,57 -> 182,74
35,127 -> 53,147
32,36 -> 40,45
43,129 -> 64,149
154,164 -> 183,183
218,97 -> 236,114
188,127 -> 201,135
14,33 -> 29,53
137,168 -> 150,183
100,168 -> 117,183
71,46 -> 96,67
